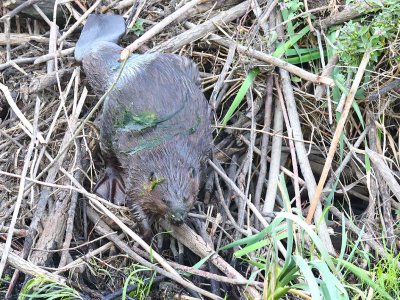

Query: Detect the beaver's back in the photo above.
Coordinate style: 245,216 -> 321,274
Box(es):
94,53 -> 212,167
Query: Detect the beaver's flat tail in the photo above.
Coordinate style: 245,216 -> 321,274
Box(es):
74,14 -> 125,62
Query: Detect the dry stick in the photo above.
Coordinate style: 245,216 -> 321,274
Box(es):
210,43 -> 236,110
0,47 -> 74,71
0,57 -> 35,71
31,69 -> 79,184
209,160 -> 267,227
322,127 -> 369,198
314,54 -> 339,101
57,0 -> 102,44
317,1 -> 385,29
303,0 -> 315,32
259,0 -> 279,25
0,0 -> 44,20
0,99 -> 39,279
152,0 -> 255,53
121,0 -> 206,59
254,75 -> 273,214
274,10 -> 334,253
54,234 -> 126,274
369,78 -> 400,101
0,170 -> 127,212
86,208 -> 221,300
34,47 -> 75,65
58,147 -> 84,267
275,78 -> 301,213
210,34 -> 334,86
161,221 -> 261,299
167,261 -> 263,286
182,20 -> 334,86
208,159 -> 288,258
214,175 -> 249,236
367,123 -> 396,249
33,4 -> 52,26
280,65 -> 335,252
237,92 -> 257,235
314,29 -> 330,124
0,33 -> 49,45
306,51 -> 371,224
0,85 -> 45,144
125,0 -> 147,33
27,81 -> 84,267
263,83 -> 283,214
47,17 -> 58,73
365,148 -> 400,203
240,135 -> 306,185
0,243 -> 65,283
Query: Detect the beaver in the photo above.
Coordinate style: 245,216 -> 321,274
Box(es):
75,14 -> 213,235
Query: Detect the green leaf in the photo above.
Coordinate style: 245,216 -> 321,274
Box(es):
273,26 -> 311,58
293,256 -> 322,300
221,68 -> 260,126
285,51 -> 322,64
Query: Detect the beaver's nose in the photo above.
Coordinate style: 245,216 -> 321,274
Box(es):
169,210 -> 187,225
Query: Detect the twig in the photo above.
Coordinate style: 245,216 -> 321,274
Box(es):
259,0 -> 279,25
208,33 -> 334,86
254,75 -> 273,215
240,135 -> 306,185
275,11 -> 335,253
0,33 -> 48,45
57,0 -> 103,44
0,243 -> 65,282
0,98 -> 39,278
210,44 -> 236,110
365,148 -> 400,204
34,47 -> 75,65
306,51 -> 371,224
275,77 -> 301,213
368,78 -> 400,101
0,83 -> 46,144
0,48 -> 74,71
122,0 -> 206,59
152,1 -> 256,53
314,54 -> 339,101
317,1 -> 386,29
0,0 -> 44,21
263,82 -> 283,214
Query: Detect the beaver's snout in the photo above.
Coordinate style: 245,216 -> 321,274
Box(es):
168,209 -> 188,225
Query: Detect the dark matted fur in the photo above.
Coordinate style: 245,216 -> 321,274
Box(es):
79,35 -> 213,233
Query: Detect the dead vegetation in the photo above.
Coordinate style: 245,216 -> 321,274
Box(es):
0,0 -> 399,299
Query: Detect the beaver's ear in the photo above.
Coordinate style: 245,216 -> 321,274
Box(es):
188,167 -> 196,179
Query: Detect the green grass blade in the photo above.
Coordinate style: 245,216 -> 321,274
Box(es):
221,68 -> 260,126
293,255 -> 322,300
273,26 -> 311,58
286,51 -> 322,64
336,258 -> 394,300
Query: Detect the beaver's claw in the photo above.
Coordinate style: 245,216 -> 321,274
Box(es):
94,166 -> 126,206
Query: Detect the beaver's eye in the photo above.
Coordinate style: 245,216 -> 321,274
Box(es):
149,172 -> 155,181
188,167 -> 196,179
